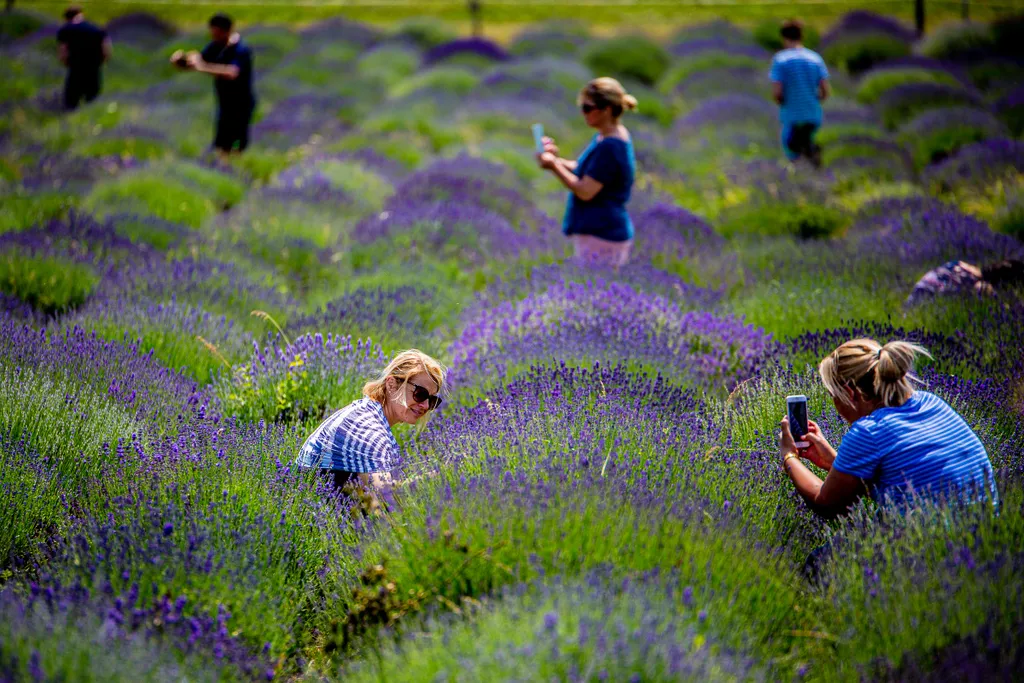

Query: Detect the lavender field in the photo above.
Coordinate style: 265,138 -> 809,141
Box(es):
2,8 -> 1024,681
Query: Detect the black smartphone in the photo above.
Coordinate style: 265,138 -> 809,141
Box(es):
786,395 -> 809,449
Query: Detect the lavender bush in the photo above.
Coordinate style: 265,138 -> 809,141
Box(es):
3,11 -> 1024,682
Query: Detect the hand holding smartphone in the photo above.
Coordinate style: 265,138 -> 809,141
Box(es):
786,395 -> 809,449
531,123 -> 545,154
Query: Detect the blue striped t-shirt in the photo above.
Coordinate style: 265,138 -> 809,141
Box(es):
832,391 -> 995,505
295,398 -> 399,473
769,47 -> 829,125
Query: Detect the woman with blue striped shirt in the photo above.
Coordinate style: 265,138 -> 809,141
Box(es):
296,349 -> 445,496
778,339 -> 995,516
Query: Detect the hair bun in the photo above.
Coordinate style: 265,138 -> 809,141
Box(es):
874,341 -> 931,405
622,94 -> 639,111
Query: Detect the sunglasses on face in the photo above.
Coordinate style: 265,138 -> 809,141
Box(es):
580,102 -> 604,114
408,381 -> 442,410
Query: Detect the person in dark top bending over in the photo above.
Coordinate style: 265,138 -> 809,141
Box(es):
170,13 -> 256,156
57,5 -> 112,111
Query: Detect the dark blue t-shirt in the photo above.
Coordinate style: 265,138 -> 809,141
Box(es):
562,135 -> 636,242
201,39 -> 255,110
57,21 -> 107,75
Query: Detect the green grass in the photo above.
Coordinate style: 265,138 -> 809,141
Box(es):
0,365 -> 138,565
856,67 -> 962,105
718,203 -> 849,240
0,192 -> 77,234
0,253 -> 98,314
17,1 -> 1000,31
83,163 -> 243,228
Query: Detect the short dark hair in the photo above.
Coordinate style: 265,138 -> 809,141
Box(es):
781,20 -> 804,42
982,259 -> 1024,288
64,5 -> 83,21
208,13 -> 233,31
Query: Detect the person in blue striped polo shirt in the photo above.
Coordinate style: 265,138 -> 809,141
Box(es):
296,349 -> 446,502
778,338 -> 996,517
769,20 -> 830,168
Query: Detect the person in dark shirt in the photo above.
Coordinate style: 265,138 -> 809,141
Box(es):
537,77 -> 638,268
170,13 -> 256,156
56,5 -> 112,111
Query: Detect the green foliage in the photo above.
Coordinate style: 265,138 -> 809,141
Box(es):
899,118 -> 1002,170
968,59 -> 1024,92
350,475 -> 803,669
998,100 -> 1024,138
84,173 -> 214,227
658,52 -> 762,94
813,495 -> 1021,680
0,365 -> 138,564
0,191 -> 76,233
228,148 -> 297,185
728,275 -> 899,339
584,35 -> 671,87
72,135 -> 171,161
393,16 -> 457,49
215,351 -> 367,429
309,159 -> 393,209
0,9 -> 47,42
83,163 -> 243,228
878,84 -> 979,129
822,34 -> 911,75
992,198 -> 1024,239
815,123 -> 891,146
327,132 -> 430,169
856,67 -> 961,104
834,181 -> 923,212
356,45 -> 420,88
0,253 -> 97,314
752,20 -> 820,51
390,66 -> 481,99
0,601 -> 236,683
719,203 -> 848,240
918,21 -> 996,61
168,162 -> 246,207
47,428 -> 359,665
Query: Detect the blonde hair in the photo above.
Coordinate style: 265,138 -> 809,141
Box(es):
363,349 -> 446,405
577,77 -> 638,118
818,339 -> 931,408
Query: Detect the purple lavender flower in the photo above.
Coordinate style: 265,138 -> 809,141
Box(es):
423,38 -> 510,67
922,138 -> 1024,191
675,94 -> 776,130
450,278 -> 770,390
820,10 -> 916,49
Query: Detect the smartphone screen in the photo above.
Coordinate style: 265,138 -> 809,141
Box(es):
788,399 -> 808,446
531,123 -> 545,153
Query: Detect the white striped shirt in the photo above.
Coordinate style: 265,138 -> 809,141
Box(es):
295,398 -> 398,473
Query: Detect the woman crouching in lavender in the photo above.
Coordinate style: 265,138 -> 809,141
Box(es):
778,338 -> 997,578
537,77 -> 637,268
778,338 -> 996,517
295,349 -> 445,507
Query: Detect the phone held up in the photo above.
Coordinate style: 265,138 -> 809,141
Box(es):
786,395 -> 809,449
531,123 -> 545,154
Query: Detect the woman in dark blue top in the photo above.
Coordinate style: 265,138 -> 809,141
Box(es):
538,77 -> 638,267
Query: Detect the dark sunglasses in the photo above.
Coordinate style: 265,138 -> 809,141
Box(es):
580,102 -> 605,114
408,381 -> 442,410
